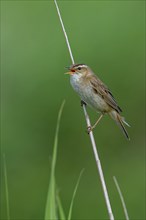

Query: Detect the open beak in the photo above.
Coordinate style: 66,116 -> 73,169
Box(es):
64,66 -> 74,75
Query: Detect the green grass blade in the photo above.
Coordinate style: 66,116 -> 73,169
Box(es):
113,176 -> 129,220
45,176 -> 56,220
44,100 -> 66,220
56,193 -> 66,220
67,169 -> 84,220
3,154 -> 10,220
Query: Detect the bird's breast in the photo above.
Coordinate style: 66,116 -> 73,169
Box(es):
70,74 -> 83,93
70,75 -> 109,113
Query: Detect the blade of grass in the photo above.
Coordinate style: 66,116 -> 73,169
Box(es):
113,176 -> 129,220
67,169 -> 84,220
44,100 -> 65,220
56,193 -> 66,220
3,154 -> 10,220
45,176 -> 56,220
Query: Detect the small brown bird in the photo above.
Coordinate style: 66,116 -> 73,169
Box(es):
66,63 -> 130,140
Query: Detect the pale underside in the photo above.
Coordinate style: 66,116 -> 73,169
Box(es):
70,72 -> 121,114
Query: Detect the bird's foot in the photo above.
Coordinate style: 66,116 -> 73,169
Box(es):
81,100 -> 86,107
87,126 -> 93,134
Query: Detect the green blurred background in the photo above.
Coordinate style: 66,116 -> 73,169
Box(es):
1,1 -> 145,219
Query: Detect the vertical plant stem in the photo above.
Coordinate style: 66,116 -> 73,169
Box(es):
54,0 -> 75,64
54,1 -> 114,219
82,105 -> 114,220
113,176 -> 129,220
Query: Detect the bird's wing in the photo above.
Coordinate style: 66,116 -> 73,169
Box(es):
89,75 -> 122,113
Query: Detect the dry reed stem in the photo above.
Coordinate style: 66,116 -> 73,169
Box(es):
54,1 -> 114,219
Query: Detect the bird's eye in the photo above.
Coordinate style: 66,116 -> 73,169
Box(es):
78,67 -> 81,70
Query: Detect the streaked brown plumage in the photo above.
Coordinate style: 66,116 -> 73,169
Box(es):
66,63 -> 130,140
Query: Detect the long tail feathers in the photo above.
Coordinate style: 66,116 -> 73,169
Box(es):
109,111 -> 130,140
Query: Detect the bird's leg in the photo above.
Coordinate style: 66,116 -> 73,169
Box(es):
87,114 -> 104,134
81,100 -> 86,107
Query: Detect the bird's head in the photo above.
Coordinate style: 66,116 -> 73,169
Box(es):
65,64 -> 91,77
